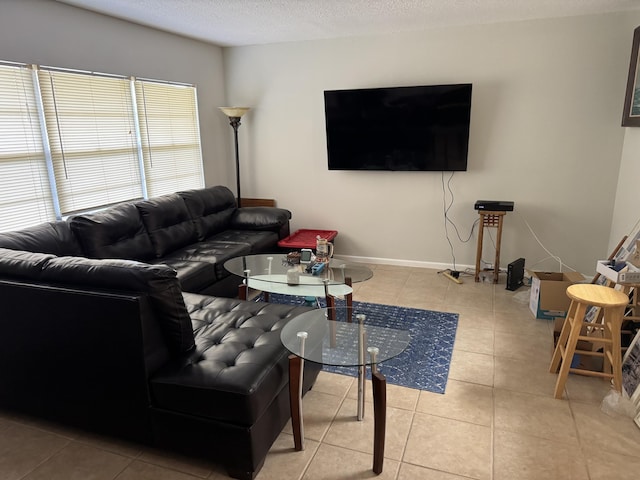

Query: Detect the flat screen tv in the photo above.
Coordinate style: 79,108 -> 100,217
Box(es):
324,84 -> 472,171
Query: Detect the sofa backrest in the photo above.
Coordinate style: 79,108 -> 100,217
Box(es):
0,248 -> 195,354
69,203 -> 156,261
179,186 -> 237,241
0,221 -> 83,257
136,193 -> 199,257
0,185 -> 286,264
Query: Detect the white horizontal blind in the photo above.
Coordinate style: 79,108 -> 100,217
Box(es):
39,69 -> 142,214
0,64 -> 55,232
136,81 -> 204,197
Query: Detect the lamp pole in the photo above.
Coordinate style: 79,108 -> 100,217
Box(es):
228,116 -> 242,207
219,107 -> 250,208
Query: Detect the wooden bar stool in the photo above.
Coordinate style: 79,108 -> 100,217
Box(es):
549,284 -> 628,399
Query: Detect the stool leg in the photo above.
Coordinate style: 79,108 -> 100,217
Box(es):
606,305 -> 624,393
474,216 -> 484,282
603,311 -> 613,382
553,302 -> 587,399
493,216 -> 504,284
550,300 -> 577,374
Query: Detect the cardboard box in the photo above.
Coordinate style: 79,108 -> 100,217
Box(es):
596,260 -> 640,284
529,271 -> 585,320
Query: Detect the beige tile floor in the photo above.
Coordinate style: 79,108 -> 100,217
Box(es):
2,264 -> 640,479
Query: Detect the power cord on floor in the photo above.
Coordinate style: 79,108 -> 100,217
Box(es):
441,171 -> 478,278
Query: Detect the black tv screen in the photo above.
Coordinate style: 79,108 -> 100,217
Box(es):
324,84 -> 472,171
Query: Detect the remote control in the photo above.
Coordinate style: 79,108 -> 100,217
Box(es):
311,262 -> 326,275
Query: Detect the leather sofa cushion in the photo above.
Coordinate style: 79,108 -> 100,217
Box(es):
0,221 -> 82,256
40,257 -> 195,353
151,258 -> 217,294
0,248 -> 56,280
230,207 -> 291,232
179,186 -> 236,241
150,293 -> 312,425
160,240 -> 251,282
69,203 -> 156,261
136,194 -> 198,257
207,231 -> 279,254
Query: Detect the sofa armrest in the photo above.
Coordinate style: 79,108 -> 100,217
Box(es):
0,248 -> 195,355
230,207 -> 292,237
41,256 -> 195,353
0,279 -> 164,441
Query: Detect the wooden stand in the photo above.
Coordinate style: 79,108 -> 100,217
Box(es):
474,210 -> 507,283
239,198 -> 276,207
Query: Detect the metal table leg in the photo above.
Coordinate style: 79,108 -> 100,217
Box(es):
356,314 -> 366,421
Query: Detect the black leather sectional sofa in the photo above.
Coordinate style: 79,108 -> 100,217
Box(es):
0,186 -> 321,480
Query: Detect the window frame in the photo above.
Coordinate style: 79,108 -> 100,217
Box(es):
0,61 -> 205,232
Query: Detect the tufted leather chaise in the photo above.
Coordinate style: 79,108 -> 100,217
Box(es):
0,186 -> 321,480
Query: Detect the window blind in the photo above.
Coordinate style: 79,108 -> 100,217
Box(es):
0,64 -> 55,232
38,69 -> 142,215
136,81 -> 204,197
0,60 -> 205,231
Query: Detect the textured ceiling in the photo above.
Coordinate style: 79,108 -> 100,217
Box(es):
56,0 -> 640,47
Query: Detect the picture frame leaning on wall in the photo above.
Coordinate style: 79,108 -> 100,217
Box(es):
623,26 -> 640,127
622,328 -> 640,413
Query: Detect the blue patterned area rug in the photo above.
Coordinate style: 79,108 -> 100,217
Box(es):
259,293 -> 458,394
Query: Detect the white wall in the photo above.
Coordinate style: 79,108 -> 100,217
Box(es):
610,18 -> 640,256
224,13 -> 640,274
0,0 -> 232,190
1,1 -> 638,275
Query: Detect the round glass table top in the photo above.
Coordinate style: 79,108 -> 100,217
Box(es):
280,307 -> 410,367
223,254 -> 373,286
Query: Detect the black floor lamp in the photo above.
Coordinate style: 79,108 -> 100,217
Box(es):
219,107 -> 250,207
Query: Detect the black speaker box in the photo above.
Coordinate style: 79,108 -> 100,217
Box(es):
506,258 -> 525,291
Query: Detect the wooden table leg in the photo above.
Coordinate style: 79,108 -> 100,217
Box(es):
240,269 -> 251,300
372,371 -> 386,474
326,293 -> 336,313
288,354 -> 304,451
345,276 -> 353,320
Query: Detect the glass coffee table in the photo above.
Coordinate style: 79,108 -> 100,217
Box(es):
280,307 -> 410,474
223,254 -> 373,306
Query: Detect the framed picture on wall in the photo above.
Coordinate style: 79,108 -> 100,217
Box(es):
623,26 -> 640,127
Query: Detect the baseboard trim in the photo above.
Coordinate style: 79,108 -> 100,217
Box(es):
335,254 -> 474,272
333,256 -> 589,283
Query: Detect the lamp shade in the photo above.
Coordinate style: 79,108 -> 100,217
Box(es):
219,107 -> 250,118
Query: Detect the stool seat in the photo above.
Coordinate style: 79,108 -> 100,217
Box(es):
549,284 -> 628,399
565,284 -> 629,308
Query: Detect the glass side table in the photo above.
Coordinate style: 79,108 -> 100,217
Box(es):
224,254 -> 373,307
280,307 -> 410,474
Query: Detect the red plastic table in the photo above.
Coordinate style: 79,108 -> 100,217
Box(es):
277,229 -> 338,250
